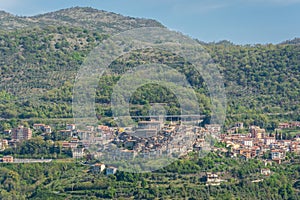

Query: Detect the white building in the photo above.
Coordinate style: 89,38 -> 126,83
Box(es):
243,139 -> 253,147
264,137 -> 276,145
106,166 -> 117,175
72,148 -> 85,159
66,124 -> 76,131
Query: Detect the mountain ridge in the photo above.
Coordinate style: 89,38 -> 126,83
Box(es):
1,7 -> 298,45
0,7 -> 164,33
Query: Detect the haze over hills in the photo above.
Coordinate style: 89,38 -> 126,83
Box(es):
0,7 -> 299,128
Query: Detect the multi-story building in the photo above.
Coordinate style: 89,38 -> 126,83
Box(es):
270,150 -> 285,160
264,137 -> 276,145
11,126 -> 32,141
243,139 -> 253,147
72,147 -> 85,159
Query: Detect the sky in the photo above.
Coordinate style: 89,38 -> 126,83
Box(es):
0,0 -> 299,44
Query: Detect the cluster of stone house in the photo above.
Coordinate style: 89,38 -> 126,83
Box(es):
2,119 -> 299,168
1,126 -> 33,149
90,163 -> 117,175
2,125 -> 45,150
103,120 -> 198,160
0,121 -> 222,163
3,124 -> 51,146
33,124 -> 52,133
220,125 -> 300,164
58,124 -> 116,159
1,122 -> 115,160
193,124 -> 222,152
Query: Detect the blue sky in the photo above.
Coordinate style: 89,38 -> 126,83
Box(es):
0,0 -> 299,44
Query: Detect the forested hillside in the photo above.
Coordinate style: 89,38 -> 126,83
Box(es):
0,7 -> 299,130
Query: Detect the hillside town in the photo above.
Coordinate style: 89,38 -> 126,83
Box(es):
1,119 -> 300,168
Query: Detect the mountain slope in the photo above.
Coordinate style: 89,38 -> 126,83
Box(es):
0,7 -> 299,129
